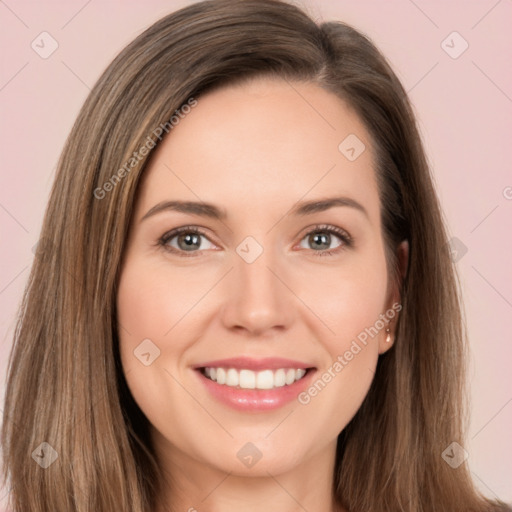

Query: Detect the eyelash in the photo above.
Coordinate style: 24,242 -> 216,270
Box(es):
157,224 -> 353,258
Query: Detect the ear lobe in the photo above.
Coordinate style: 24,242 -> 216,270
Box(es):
378,326 -> 395,354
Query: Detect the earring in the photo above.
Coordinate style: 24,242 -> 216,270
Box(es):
385,328 -> 392,343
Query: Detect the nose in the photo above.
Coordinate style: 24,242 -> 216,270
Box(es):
220,244 -> 295,337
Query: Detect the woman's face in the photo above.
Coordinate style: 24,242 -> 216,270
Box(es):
117,77 -> 404,478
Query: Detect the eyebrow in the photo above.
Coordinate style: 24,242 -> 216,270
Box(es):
291,196 -> 368,218
140,196 -> 368,222
141,200 -> 227,221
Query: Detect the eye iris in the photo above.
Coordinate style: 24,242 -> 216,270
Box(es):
178,233 -> 201,251
310,232 -> 330,250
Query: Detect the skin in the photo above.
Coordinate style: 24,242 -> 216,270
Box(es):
117,76 -> 408,512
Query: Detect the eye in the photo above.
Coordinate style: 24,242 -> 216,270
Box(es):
158,224 -> 353,258
158,226 -> 216,256
297,224 -> 352,256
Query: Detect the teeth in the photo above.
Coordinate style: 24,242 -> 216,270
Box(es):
240,369 -> 256,389
226,369 -> 238,386
274,369 -> 286,387
256,369 -> 274,389
202,367 -> 308,390
216,368 -> 226,385
285,368 -> 296,385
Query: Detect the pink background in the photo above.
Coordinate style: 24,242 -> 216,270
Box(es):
0,0 -> 511,506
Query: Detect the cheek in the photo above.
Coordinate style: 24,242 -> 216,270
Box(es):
115,257 -> 207,440
116,256 -> 210,349
296,274 -> 385,436
293,251 -> 388,420
115,257 -> 193,402
297,250 -> 389,348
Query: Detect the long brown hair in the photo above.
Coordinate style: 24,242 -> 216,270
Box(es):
2,1 -> 510,510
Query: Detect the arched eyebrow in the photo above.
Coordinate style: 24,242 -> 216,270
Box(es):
140,196 -> 368,222
290,197 -> 368,219
141,200 -> 226,222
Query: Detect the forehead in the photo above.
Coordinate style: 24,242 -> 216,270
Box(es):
135,77 -> 380,222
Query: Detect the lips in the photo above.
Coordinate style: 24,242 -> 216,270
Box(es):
193,357 -> 316,412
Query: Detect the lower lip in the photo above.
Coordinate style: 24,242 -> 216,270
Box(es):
195,369 -> 316,412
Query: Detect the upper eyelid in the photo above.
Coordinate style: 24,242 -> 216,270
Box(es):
161,226 -> 215,242
296,224 -> 352,242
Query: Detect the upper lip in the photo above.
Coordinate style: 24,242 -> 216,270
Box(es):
193,357 -> 315,371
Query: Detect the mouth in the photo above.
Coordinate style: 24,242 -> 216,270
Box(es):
193,358 -> 317,412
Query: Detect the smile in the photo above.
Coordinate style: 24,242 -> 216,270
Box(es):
201,367 -> 308,390
194,358 -> 317,412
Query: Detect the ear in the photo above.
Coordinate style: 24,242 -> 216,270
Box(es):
378,240 -> 409,354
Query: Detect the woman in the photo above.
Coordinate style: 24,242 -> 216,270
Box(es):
1,0 -> 509,510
